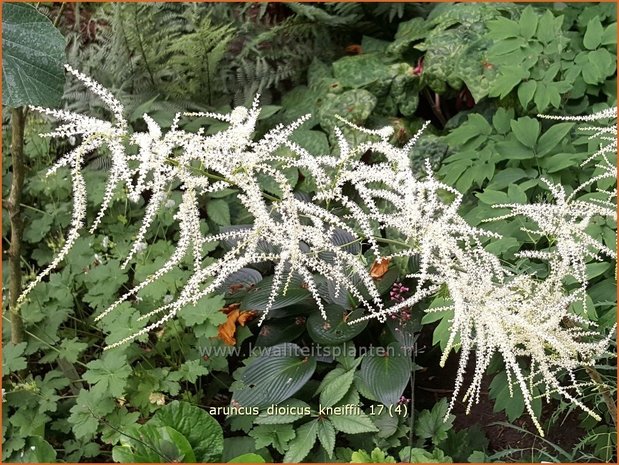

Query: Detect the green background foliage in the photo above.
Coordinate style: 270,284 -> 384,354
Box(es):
2,2 -> 616,463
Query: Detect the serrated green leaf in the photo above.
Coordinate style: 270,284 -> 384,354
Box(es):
319,366 -> 356,408
2,3 -> 65,108
83,354 -> 131,397
415,398 -> 455,445
3,342 -> 27,374
68,389 -> 116,440
283,420 -> 318,463
249,424 -> 296,454
317,419 -> 336,459
207,198 -> 230,226
329,412 -> 377,434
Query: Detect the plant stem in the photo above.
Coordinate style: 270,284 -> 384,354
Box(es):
8,107 -> 26,345
585,365 -> 617,426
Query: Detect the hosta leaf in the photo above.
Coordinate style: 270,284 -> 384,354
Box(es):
359,343 -> 412,406
148,400 -> 224,462
255,316 -> 307,347
240,274 -> 311,313
307,306 -> 367,345
2,3 -> 65,108
232,343 -> 316,407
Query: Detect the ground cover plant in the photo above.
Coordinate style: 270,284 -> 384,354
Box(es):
2,2 -> 617,463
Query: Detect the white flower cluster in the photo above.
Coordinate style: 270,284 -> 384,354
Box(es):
23,68 -> 615,434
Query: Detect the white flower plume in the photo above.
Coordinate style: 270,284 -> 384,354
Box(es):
22,69 -> 615,434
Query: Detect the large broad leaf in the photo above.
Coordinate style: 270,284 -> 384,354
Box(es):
232,343 -> 317,408
148,400 -> 223,462
9,437 -> 57,463
255,316 -> 307,347
240,274 -> 311,313
307,306 -> 367,345
112,425 -> 196,463
359,343 -> 412,406
2,3 -> 65,108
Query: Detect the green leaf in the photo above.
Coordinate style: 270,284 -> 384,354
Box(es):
179,294 -> 225,327
332,55 -> 392,89
83,353 -> 132,397
148,400 -> 224,462
68,389 -> 116,440
584,17 -> 604,50
518,6 -> 538,40
329,411 -> 378,434
2,342 -> 27,374
249,424 -> 296,454
232,343 -> 317,408
359,343 -> 412,406
207,199 -> 230,226
113,425 -> 196,463
510,117 -> 540,149
536,122 -> 574,156
476,189 -> 509,205
319,366 -> 357,408
283,420 -> 318,463
307,306 -> 367,345
2,3 -> 66,108
317,418 -> 336,459
9,436 -> 57,463
517,80 -> 536,109
228,453 -> 266,463
240,274 -> 310,312
415,398 -> 455,445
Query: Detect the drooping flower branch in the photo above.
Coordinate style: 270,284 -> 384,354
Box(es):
20,66 -> 616,435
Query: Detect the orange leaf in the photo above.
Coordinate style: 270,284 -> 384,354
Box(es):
218,309 -> 240,346
237,310 -> 257,326
370,258 -> 391,279
217,306 -> 257,346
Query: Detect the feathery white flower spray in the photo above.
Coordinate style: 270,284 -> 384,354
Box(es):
23,69 -> 615,434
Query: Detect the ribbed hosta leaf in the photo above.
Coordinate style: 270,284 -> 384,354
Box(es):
307,306 -> 367,345
359,343 -> 412,405
232,343 -> 317,407
240,274 -> 311,313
